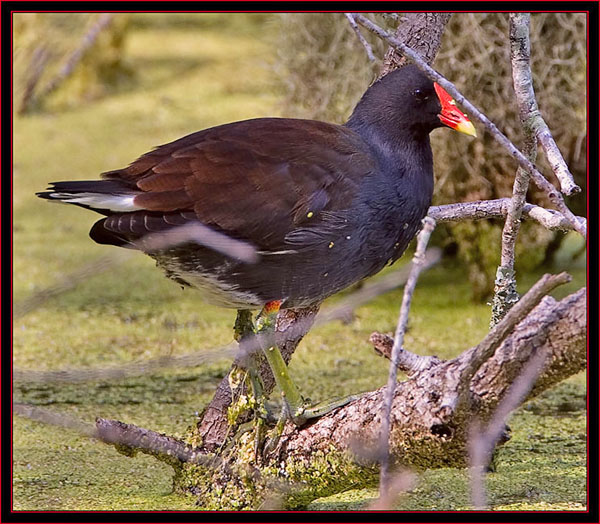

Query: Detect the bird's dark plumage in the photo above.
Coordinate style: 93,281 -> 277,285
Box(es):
37,65 -> 475,308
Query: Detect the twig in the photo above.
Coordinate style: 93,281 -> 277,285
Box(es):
95,418 -> 222,468
344,13 -> 376,62
137,222 -> 258,263
509,13 -> 580,196
460,272 -> 571,386
14,403 -> 97,437
368,469 -> 417,510
377,13 -> 452,78
18,45 -> 50,114
369,332 -> 441,373
13,404 -> 221,469
15,220 -> 258,318
37,14 -> 115,103
378,217 -> 436,495
13,252 -> 132,319
13,346 -> 236,383
14,248 -> 440,384
17,197 -> 582,385
351,14 -> 586,238
428,199 -> 586,232
490,12 -> 540,327
469,348 -> 548,509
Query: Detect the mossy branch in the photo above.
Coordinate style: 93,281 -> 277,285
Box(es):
178,285 -> 583,509
95,418 -> 223,470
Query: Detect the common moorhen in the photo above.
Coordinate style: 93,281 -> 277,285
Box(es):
38,65 -> 475,425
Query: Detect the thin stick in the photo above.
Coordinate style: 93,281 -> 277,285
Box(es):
13,346 -> 236,383
352,14 -> 586,238
13,252 -> 132,319
14,403 -> 97,437
17,198 -> 583,384
15,251 -> 441,384
96,418 -> 222,468
369,332 -> 441,374
13,404 -> 221,469
15,220 -> 257,318
18,45 -> 50,114
37,14 -> 115,103
378,217 -> 436,495
509,13 -> 579,196
316,247 -> 441,326
490,12 -> 539,326
344,13 -> 376,62
428,199 -> 586,232
137,222 -> 258,263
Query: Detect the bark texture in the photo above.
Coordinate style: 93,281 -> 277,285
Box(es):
379,13 -> 452,77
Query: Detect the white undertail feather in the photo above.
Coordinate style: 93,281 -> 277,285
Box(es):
50,193 -> 141,212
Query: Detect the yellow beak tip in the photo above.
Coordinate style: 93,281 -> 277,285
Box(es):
457,121 -> 477,137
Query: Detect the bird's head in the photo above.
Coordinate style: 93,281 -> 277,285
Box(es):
347,64 -> 476,140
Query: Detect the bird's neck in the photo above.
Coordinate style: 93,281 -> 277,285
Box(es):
344,119 -> 435,230
346,118 -> 434,183
347,114 -> 431,162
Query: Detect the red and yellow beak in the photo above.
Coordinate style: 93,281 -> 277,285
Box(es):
434,82 -> 477,137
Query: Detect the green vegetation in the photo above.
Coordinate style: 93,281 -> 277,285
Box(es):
13,14 -> 586,511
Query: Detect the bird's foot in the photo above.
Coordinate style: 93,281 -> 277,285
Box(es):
294,393 -> 361,423
231,303 -> 359,458
261,394 -> 359,456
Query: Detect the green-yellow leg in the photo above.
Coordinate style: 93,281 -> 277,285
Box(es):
255,301 -> 358,427
231,302 -> 358,452
255,301 -> 308,425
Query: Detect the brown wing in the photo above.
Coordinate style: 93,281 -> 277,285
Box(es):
101,118 -> 375,249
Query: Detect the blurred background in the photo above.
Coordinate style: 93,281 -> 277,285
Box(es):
13,13 -> 587,511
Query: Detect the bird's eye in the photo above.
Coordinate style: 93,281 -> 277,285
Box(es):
413,89 -> 429,102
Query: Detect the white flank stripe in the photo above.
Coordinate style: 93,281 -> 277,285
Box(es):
51,193 -> 141,212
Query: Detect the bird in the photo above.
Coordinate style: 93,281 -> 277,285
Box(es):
37,64 -> 476,427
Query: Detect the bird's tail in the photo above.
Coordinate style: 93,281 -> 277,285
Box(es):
36,180 -> 141,215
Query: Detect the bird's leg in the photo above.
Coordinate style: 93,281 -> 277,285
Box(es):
262,401 -> 290,457
233,308 -> 279,459
255,301 -> 309,425
227,310 -> 267,431
256,301 -> 359,429
233,309 -> 254,342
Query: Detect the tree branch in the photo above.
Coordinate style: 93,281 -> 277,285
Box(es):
17,286 -> 585,509
459,272 -> 571,387
316,247 -> 441,325
95,418 -> 221,469
469,347 -> 547,509
490,12 -> 540,326
197,305 -> 321,452
351,13 -> 586,238
261,287 -> 585,508
428,198 -> 586,232
36,14 -> 115,104
377,13 -> 452,78
509,13 -> 580,196
344,13 -> 375,62
13,405 -> 222,469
